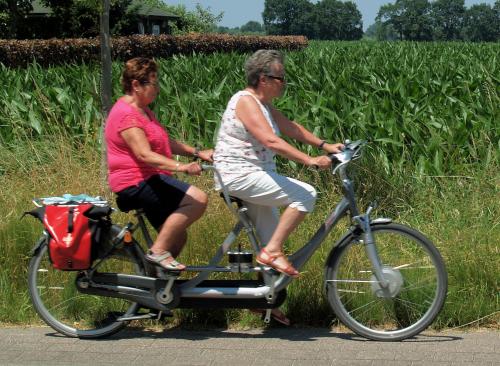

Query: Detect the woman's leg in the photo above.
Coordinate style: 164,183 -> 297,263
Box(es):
244,203 -> 279,245
151,185 -> 208,260
263,206 -> 306,255
227,171 -> 316,275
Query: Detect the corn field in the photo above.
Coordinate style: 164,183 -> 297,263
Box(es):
1,41 -> 498,176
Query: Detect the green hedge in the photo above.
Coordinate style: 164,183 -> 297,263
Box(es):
0,34 -> 308,68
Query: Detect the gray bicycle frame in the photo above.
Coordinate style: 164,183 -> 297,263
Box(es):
125,142 -> 389,302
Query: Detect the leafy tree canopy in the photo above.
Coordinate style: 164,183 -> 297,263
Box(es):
376,0 -> 499,41
0,0 -> 33,38
263,0 -> 363,40
462,3 -> 499,41
240,21 -> 264,33
5,0 -> 223,39
144,0 -> 223,35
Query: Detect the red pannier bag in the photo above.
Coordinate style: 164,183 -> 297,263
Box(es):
43,204 -> 94,270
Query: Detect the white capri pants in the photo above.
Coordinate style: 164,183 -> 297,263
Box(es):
224,170 -> 317,245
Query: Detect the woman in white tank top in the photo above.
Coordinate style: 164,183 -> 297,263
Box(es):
214,50 -> 344,279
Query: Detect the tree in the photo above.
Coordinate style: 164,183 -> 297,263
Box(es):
365,21 -> 398,41
431,0 -> 465,40
99,0 -> 112,187
263,0 -> 314,37
38,0 -> 139,38
143,1 -> 223,34
462,3 -> 498,42
340,1 -> 363,40
15,0 -> 222,39
263,0 -> 362,40
240,21 -> 263,34
314,0 -> 362,40
0,0 -> 33,38
376,0 -> 432,41
376,2 -> 405,40
495,1 -> 500,39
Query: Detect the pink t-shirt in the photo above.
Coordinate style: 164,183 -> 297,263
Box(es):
105,97 -> 172,192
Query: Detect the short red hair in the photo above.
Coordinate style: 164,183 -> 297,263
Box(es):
121,57 -> 158,93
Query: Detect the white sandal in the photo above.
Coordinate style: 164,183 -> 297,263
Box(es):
145,251 -> 186,271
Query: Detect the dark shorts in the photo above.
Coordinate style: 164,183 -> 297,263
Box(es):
115,174 -> 190,230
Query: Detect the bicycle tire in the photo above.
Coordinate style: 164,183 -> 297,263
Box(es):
28,232 -> 145,338
325,222 -> 447,341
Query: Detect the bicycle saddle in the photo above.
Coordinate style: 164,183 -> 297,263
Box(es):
219,193 -> 244,208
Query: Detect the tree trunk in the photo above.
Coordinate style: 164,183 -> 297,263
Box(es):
7,0 -> 18,38
99,0 -> 112,192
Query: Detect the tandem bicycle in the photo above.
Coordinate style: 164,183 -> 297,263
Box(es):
27,140 -> 448,341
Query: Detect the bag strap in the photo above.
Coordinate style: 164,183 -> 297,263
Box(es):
67,207 -> 74,233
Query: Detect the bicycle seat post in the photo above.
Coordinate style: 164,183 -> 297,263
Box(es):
134,209 -> 154,248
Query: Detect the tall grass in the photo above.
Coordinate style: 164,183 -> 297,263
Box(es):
0,41 -> 499,328
1,134 -> 498,328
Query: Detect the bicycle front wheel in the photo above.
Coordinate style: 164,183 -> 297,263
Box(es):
325,222 -> 447,341
28,234 -> 145,338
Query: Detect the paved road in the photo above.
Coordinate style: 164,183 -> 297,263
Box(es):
0,327 -> 498,366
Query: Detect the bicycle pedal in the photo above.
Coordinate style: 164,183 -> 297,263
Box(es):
260,266 -> 280,276
263,309 -> 272,323
156,268 -> 181,279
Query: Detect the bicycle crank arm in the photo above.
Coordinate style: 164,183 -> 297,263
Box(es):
77,273 -> 177,312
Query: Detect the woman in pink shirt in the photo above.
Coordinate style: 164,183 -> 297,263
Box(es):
105,57 -> 213,271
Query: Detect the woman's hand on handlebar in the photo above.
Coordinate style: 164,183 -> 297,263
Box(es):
179,162 -> 203,175
308,156 -> 332,170
197,149 -> 214,163
322,142 -> 344,154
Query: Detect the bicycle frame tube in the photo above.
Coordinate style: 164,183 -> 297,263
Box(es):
271,197 -> 350,292
179,222 -> 244,290
274,167 -> 360,292
339,166 -> 360,218
127,165 -> 361,297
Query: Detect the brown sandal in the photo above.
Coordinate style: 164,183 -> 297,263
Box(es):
256,248 -> 299,278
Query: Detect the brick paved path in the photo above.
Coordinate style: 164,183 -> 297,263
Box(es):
0,327 -> 498,365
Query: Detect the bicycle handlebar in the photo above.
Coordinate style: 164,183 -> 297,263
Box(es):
328,139 -> 366,173
202,139 -> 366,179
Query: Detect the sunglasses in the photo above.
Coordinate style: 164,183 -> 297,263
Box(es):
265,74 -> 286,82
140,80 -> 159,87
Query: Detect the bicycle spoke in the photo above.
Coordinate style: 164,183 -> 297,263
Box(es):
347,299 -> 380,317
327,224 -> 447,340
29,240 -> 143,337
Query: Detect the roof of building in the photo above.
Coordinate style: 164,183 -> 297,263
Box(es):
31,0 -> 51,14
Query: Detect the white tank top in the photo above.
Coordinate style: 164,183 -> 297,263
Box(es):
213,90 -> 280,188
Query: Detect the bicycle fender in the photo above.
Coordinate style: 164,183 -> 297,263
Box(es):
32,233 -> 49,256
371,218 -> 392,224
323,220 -> 393,289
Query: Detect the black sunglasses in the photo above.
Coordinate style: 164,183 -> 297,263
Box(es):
265,74 -> 286,82
141,80 -> 159,87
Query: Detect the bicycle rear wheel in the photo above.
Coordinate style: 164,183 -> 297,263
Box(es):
325,222 -> 447,341
28,233 -> 145,338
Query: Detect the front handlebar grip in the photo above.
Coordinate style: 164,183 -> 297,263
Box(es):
201,164 -> 214,171
328,153 -> 342,164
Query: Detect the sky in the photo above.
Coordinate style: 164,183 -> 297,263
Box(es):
162,0 -> 497,30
